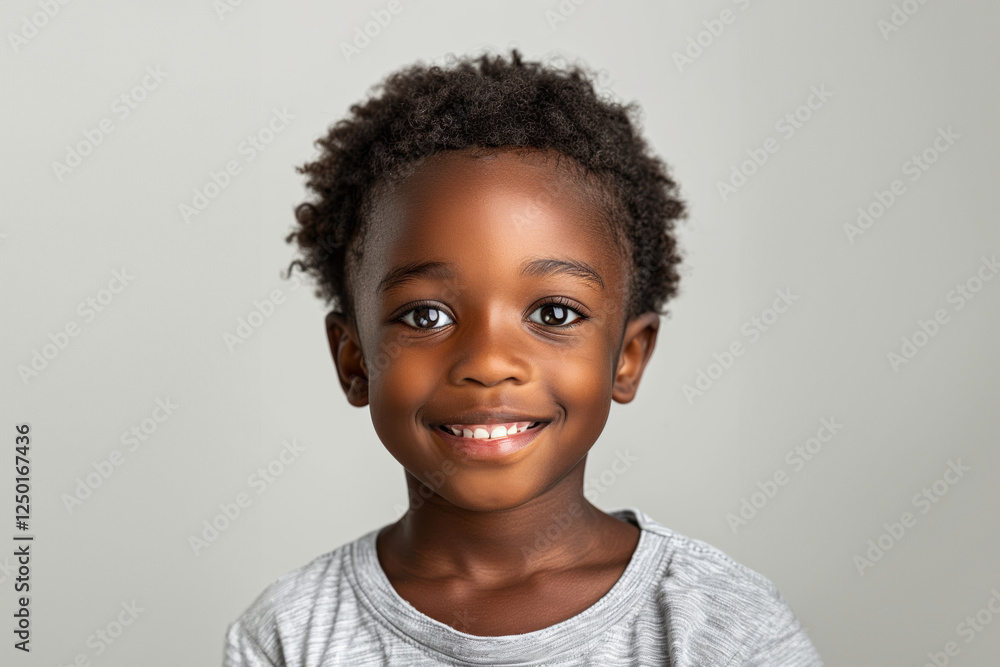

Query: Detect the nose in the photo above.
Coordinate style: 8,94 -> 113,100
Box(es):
446,308 -> 529,387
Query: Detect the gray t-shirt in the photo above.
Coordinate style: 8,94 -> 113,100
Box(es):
224,507 -> 823,666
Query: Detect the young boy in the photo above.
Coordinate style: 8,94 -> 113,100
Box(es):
225,49 -> 823,666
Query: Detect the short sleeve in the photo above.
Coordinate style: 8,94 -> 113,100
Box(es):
224,618 -> 282,667
734,599 -> 823,667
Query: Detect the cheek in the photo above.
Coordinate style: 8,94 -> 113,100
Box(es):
541,344 -> 615,422
366,342 -> 440,438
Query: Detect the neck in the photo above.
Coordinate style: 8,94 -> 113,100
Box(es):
380,461 -> 613,586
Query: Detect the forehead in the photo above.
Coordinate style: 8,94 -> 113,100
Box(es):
357,149 -> 618,276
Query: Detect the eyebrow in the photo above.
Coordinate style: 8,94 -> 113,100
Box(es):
377,258 -> 605,294
519,258 -> 605,291
377,261 -> 455,295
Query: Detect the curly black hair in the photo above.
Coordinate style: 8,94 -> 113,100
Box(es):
285,48 -> 685,324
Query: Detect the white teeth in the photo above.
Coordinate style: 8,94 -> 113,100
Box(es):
443,421 -> 539,439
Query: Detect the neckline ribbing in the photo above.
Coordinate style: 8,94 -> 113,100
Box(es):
347,507 -> 666,665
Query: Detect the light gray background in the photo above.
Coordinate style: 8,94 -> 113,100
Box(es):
2,1 -> 998,665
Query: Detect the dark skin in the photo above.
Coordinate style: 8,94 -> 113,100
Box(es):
325,147 -> 660,636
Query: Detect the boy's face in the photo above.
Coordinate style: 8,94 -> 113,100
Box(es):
327,148 -> 659,511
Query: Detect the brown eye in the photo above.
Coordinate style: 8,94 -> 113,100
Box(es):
400,306 -> 452,329
529,303 -> 583,327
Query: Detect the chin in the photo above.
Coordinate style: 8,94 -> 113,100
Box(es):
434,480 -> 540,513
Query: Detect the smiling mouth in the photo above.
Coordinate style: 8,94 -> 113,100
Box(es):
436,421 -> 546,440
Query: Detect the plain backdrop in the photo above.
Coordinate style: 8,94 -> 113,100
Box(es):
2,1 -> 998,665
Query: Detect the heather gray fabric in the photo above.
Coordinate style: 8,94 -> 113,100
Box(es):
224,507 -> 823,666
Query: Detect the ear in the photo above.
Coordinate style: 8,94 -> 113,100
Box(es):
612,312 -> 660,404
325,311 -> 369,407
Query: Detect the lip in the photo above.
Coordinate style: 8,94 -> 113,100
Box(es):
430,411 -> 552,427
431,420 -> 550,461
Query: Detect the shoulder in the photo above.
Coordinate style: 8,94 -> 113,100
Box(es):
224,534 -> 368,666
621,508 -> 823,666
645,513 -> 785,615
